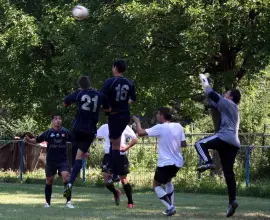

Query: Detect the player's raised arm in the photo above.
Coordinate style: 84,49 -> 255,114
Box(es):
199,74 -> 232,110
180,126 -> 187,148
64,90 -> 79,107
132,116 -> 148,137
199,74 -> 220,99
128,81 -> 137,105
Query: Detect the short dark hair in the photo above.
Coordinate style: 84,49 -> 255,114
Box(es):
78,75 -> 91,89
51,113 -> 62,120
113,59 -> 126,73
158,107 -> 172,121
230,89 -> 241,104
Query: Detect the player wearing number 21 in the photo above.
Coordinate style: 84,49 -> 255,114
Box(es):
101,59 -> 136,181
63,76 -> 111,198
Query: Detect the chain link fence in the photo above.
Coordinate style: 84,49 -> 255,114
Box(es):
0,133 -> 270,188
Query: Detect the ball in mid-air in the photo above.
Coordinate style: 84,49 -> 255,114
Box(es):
72,5 -> 89,20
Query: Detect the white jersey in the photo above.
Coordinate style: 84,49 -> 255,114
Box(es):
96,124 -> 137,155
145,122 -> 185,168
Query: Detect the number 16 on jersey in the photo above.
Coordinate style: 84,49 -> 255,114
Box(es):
115,84 -> 129,101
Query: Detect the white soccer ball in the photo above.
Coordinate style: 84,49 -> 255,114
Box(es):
72,5 -> 89,21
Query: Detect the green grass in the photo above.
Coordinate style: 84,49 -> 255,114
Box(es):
0,184 -> 270,220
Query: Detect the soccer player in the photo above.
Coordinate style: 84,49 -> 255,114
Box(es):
97,124 -> 138,208
24,114 -> 74,208
195,74 -> 241,217
133,107 -> 186,216
101,59 -> 136,177
63,76 -> 110,198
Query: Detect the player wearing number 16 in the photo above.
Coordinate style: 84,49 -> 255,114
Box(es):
101,59 -> 136,179
63,76 -> 111,198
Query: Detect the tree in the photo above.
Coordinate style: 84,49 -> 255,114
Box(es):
1,0 -> 270,133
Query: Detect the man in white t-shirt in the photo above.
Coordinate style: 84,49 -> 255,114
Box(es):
133,107 -> 186,216
97,124 -> 138,208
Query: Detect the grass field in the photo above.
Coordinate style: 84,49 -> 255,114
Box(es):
0,183 -> 270,220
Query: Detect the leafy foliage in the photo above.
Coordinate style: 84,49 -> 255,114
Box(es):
1,0 -> 270,132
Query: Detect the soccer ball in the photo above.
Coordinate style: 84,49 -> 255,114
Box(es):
72,5 -> 89,21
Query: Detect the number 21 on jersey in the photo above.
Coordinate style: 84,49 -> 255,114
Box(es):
115,84 -> 129,101
81,95 -> 98,112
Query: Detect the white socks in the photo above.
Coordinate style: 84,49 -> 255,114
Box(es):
154,186 -> 173,209
166,182 -> 175,206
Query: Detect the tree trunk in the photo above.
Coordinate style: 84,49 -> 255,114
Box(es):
210,108 -> 221,132
209,107 -> 223,176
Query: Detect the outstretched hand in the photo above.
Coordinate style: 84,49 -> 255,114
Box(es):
132,115 -> 140,124
24,135 -> 30,143
199,74 -> 210,89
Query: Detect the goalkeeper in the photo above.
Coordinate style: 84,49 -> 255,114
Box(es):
195,74 -> 241,218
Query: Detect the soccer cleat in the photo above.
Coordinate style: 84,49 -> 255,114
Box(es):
43,203 -> 50,208
197,163 -> 216,173
226,201 -> 238,217
114,189 -> 121,206
163,206 -> 176,216
63,183 -> 72,198
66,201 -> 74,209
127,203 -> 134,209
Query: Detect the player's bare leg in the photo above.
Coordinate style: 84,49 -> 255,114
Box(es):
120,175 -> 134,208
111,138 -> 121,150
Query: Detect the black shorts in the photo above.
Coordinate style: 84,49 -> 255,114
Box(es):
45,162 -> 69,177
108,113 -> 130,139
154,165 -> 180,184
72,129 -> 96,153
101,153 -> 130,176
101,154 -> 113,174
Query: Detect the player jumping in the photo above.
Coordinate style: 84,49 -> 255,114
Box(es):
24,114 -> 74,208
97,124 -> 138,208
63,76 -> 110,198
195,74 -> 241,217
101,59 -> 136,179
133,107 -> 186,216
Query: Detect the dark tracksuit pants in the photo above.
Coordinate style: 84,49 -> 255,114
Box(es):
195,135 -> 239,204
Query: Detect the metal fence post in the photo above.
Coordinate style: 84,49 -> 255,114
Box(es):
82,158 -> 86,183
245,146 -> 252,187
20,140 -> 24,183
198,156 -> 202,180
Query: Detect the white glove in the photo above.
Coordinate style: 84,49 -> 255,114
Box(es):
199,74 -> 209,89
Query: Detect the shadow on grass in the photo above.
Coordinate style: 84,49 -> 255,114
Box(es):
0,184 -> 270,220
0,202 -> 269,220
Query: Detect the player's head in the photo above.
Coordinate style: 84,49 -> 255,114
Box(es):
224,89 -> 241,104
78,75 -> 91,89
112,59 -> 126,75
156,107 -> 172,123
51,113 -> 62,128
